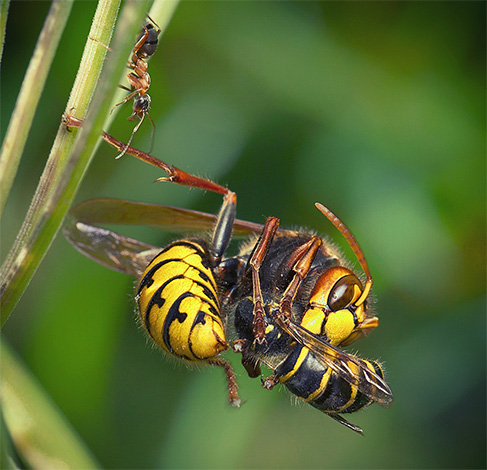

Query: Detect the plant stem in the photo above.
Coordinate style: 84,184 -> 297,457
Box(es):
0,0 -> 126,327
1,340 -> 101,468
0,0 -> 73,217
0,0 -> 179,328
0,0 -> 10,62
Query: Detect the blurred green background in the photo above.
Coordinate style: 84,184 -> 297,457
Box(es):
1,1 -> 485,468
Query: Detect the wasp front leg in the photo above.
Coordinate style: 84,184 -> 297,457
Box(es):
248,217 -> 280,344
278,236 -> 322,319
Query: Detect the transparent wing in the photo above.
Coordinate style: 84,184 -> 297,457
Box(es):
64,198 -> 271,277
63,220 -> 161,277
68,198 -> 266,235
273,315 -> 394,408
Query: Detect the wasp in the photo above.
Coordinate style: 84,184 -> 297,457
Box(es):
112,16 -> 161,157
63,133 -> 393,434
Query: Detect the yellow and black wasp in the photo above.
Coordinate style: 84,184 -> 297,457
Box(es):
63,133 -> 393,434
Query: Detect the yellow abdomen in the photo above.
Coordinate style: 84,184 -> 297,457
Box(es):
137,240 -> 227,361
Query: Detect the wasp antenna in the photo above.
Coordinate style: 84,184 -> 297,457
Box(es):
315,202 -> 372,306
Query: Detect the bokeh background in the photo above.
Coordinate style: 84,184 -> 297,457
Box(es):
1,1 -> 485,468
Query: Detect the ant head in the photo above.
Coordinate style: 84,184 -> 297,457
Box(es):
129,95 -> 151,120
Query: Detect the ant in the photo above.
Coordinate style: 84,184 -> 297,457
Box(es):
113,16 -> 161,157
62,16 -> 161,155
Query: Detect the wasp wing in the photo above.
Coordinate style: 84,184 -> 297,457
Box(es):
68,198 -> 266,235
64,198 -> 272,277
273,315 -> 393,408
63,220 -> 161,277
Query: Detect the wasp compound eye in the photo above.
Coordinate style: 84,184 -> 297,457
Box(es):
328,275 -> 362,311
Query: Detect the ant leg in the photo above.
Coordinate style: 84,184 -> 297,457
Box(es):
146,14 -> 161,34
133,23 -> 150,57
248,216 -> 280,344
88,36 -> 111,51
115,114 -> 146,159
62,108 -> 83,129
111,89 -> 140,113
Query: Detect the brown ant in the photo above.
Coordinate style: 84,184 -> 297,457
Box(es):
113,16 -> 161,158
62,17 -> 161,154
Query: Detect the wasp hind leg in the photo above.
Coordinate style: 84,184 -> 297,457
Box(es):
102,132 -> 238,263
208,357 -> 241,407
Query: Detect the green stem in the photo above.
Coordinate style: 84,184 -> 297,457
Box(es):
0,0 -> 125,327
0,0 -> 9,63
0,0 -> 179,329
0,0 -> 73,217
103,0 -> 180,131
1,340 -> 101,468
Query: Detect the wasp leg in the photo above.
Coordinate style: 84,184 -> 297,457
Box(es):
210,192 -> 236,265
208,357 -> 241,407
248,217 -> 280,344
261,374 -> 279,390
102,132 -> 235,196
279,237 -> 322,319
102,131 -> 238,265
326,413 -> 364,436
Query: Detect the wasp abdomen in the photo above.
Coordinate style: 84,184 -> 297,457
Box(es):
137,240 -> 228,361
277,346 -> 383,414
